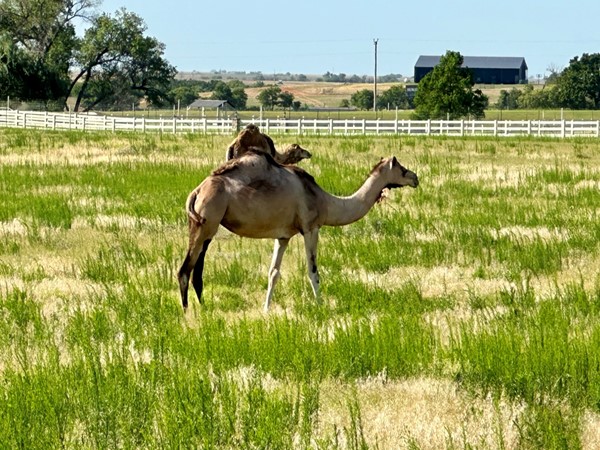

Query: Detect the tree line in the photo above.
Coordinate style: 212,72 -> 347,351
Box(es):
495,53 -> 600,110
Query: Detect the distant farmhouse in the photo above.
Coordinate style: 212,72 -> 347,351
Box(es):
188,99 -> 235,117
414,56 -> 528,84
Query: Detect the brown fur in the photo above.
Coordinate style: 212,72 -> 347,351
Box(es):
178,152 -> 419,311
226,125 -> 275,160
226,125 -> 311,165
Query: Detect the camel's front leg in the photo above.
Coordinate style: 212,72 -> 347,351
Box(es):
264,238 -> 289,311
303,229 -> 321,302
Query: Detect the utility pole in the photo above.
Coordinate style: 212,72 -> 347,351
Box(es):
373,38 -> 379,113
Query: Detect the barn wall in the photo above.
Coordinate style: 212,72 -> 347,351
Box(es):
414,67 -> 526,84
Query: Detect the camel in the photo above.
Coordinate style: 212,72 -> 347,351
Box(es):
177,150 -> 419,311
272,143 -> 312,165
225,124 -> 311,164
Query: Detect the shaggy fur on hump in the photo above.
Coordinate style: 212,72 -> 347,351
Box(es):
212,149 -> 281,176
229,124 -> 276,159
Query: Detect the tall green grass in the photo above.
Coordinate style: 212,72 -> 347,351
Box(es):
2,129 -> 600,447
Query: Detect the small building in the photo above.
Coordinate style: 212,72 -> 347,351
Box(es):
188,99 -> 235,118
414,56 -> 528,84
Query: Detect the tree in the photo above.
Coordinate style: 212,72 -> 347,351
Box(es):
69,9 -> 175,111
170,85 -> 198,108
211,81 -> 233,103
0,0 -> 94,102
0,35 -> 67,102
545,63 -> 562,84
257,85 -> 281,110
0,1 -> 175,111
413,50 -> 488,119
554,53 -> 600,109
227,80 -> 247,110
278,91 -> 294,109
495,88 -> 521,110
350,89 -> 373,110
209,80 -> 246,110
517,84 -> 557,109
377,85 -> 410,109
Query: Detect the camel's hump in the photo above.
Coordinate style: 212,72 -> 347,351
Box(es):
212,150 -> 281,176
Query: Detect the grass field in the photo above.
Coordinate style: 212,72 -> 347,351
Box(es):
2,128 -> 600,448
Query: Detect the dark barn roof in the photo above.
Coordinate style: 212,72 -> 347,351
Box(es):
188,99 -> 234,109
415,55 -> 527,70
414,55 -> 528,84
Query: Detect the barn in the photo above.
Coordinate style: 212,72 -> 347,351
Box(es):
188,99 -> 235,117
414,56 -> 528,84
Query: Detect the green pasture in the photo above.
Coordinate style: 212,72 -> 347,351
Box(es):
2,129 -> 600,448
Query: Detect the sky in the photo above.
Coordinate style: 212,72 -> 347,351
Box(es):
96,0 -> 600,79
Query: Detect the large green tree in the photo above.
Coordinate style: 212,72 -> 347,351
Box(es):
554,53 -> 600,109
0,0 -> 92,102
70,9 -> 175,111
413,51 -> 488,119
0,0 -> 175,111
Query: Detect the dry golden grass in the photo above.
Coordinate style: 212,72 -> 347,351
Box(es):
318,376 -> 522,449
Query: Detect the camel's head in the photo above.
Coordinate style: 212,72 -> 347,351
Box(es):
279,144 -> 312,165
226,124 -> 276,161
375,156 -> 419,189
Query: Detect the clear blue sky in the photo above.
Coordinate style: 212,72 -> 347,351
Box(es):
97,0 -> 599,79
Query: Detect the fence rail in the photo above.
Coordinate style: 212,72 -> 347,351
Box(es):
1,109 -> 599,138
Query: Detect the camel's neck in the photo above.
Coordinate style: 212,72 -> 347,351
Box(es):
322,173 -> 387,227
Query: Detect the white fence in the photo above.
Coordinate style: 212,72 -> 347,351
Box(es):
1,109 -> 599,138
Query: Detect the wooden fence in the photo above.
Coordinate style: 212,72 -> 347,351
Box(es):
1,109 -> 599,138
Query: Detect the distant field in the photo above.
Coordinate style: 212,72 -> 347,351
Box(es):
102,81 -> 598,121
245,81 -> 377,108
245,81 -> 545,110
2,129 -> 600,448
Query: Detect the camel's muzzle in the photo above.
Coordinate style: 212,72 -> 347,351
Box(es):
406,171 -> 419,188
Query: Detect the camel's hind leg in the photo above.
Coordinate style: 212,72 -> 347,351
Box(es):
177,220 -> 215,310
264,238 -> 290,311
303,229 -> 321,302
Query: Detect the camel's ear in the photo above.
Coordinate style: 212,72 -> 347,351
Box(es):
226,146 -> 234,161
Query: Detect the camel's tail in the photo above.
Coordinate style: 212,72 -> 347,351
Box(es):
186,191 -> 205,224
